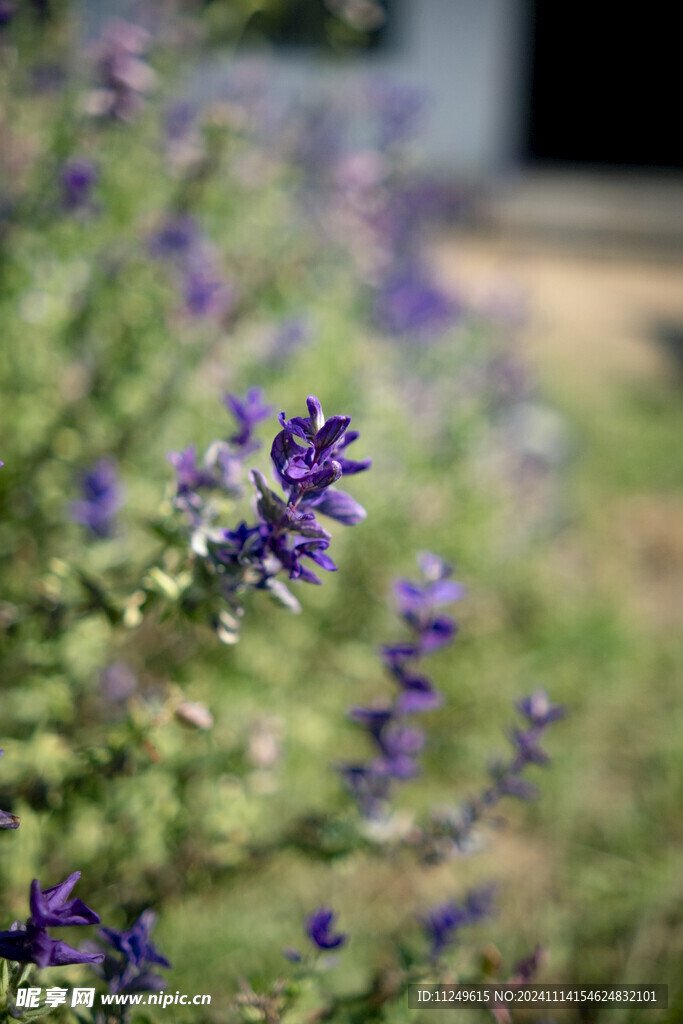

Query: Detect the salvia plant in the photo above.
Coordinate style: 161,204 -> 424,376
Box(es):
0,5 -> 577,1024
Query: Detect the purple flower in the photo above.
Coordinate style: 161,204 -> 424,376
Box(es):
516,690 -> 564,729
0,873 -> 104,968
183,265 -> 232,319
0,926 -> 104,968
100,663 -> 137,704
60,159 -> 97,212
271,396 -> 369,505
270,317 -> 311,360
305,907 -> 347,951
366,78 -> 427,149
223,388 -> 273,452
0,2 -> 16,27
373,266 -> 458,338
150,215 -> 199,262
0,750 -> 19,830
70,459 -> 122,538
98,910 -> 171,994
167,446 -> 217,496
87,20 -> 155,121
29,873 -> 100,929
341,552 -> 459,818
421,886 -> 494,958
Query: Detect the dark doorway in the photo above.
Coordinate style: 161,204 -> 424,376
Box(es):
526,1 -> 682,168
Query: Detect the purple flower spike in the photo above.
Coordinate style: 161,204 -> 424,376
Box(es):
0,2 -> 17,27
421,886 -> 495,959
98,910 -> 171,994
306,907 -> 347,951
60,159 -> 97,212
69,459 -> 122,538
516,689 -> 565,729
373,265 -> 458,339
150,215 -> 199,262
223,388 -> 273,453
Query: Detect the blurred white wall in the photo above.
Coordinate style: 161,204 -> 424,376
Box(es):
80,0 -> 527,175
381,0 -> 526,173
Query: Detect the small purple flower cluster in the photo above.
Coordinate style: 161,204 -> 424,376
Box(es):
339,552 -> 464,818
168,394 -> 369,636
59,159 -> 97,214
86,20 -> 156,121
93,910 -> 171,994
421,885 -> 495,959
372,264 -> 459,339
425,689 -> 564,858
150,214 -> 235,319
284,906 -> 347,963
0,873 -> 104,968
69,459 -> 122,539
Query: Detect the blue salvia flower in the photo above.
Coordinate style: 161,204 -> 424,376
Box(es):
0,750 -> 19,829
69,459 -> 122,538
420,886 -> 495,959
0,873 -> 104,968
305,907 -> 347,951
223,388 -> 273,454
167,394 -> 369,638
340,553 -> 463,817
426,690 -> 564,858
0,2 -> 16,28
366,78 -> 427,149
372,265 -> 459,339
96,910 -> 171,994
150,215 -> 200,262
60,159 -> 97,212
87,20 -> 155,122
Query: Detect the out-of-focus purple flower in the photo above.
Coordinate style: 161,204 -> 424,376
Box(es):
373,266 -> 458,338
183,264 -> 234,319
338,764 -> 391,820
270,317 -> 311,361
164,101 -> 195,142
87,20 -> 156,121
305,907 -> 347,951
511,946 -> 545,982
366,78 -> 427,149
60,159 -> 97,212
0,874 -> 104,968
223,388 -> 273,452
167,446 -> 219,496
0,1 -> 17,27
421,886 -> 494,959
283,946 -> 303,963
341,552 -> 460,818
100,662 -> 137,703
516,689 -> 564,729
70,459 -> 122,538
0,750 -> 19,830
427,690 -> 564,858
98,910 -> 171,994
150,215 -> 200,262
